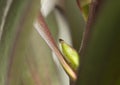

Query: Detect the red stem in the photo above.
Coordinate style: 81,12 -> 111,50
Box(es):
79,0 -> 102,56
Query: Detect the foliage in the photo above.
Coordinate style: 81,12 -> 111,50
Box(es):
0,0 -> 120,85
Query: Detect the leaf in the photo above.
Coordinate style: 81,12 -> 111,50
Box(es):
0,0 -> 12,39
0,0 -> 55,85
0,1 -> 30,84
77,0 -> 120,85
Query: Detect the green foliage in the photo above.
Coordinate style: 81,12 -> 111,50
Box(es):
0,1 -> 31,84
0,0 -> 120,85
0,0 -> 7,25
77,0 -> 120,85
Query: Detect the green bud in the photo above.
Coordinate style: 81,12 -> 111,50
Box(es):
59,39 -> 80,71
77,0 -> 91,21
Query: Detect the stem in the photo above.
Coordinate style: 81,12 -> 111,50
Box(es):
76,0 -> 82,11
34,12 -> 77,81
70,79 -> 75,85
79,0 -> 102,56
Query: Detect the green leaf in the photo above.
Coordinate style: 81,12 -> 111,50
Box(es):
77,0 -> 120,85
0,0 -> 61,84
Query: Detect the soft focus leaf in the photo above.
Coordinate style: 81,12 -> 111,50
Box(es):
0,0 -> 61,85
0,0 -> 12,39
77,0 -> 120,85
0,0 -> 7,25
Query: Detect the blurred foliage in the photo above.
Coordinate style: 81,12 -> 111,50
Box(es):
0,0 -> 32,84
0,0 -> 6,25
77,0 -> 120,85
0,0 -> 120,85
0,0 -> 60,85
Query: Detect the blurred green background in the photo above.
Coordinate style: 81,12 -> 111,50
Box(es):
0,0 -> 120,85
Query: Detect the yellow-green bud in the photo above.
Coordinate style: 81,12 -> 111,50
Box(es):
59,39 -> 80,71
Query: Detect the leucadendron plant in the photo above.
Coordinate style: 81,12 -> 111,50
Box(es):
0,0 -> 120,85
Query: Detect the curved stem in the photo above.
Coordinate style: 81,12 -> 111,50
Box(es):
79,0 -> 102,56
34,12 -> 77,81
